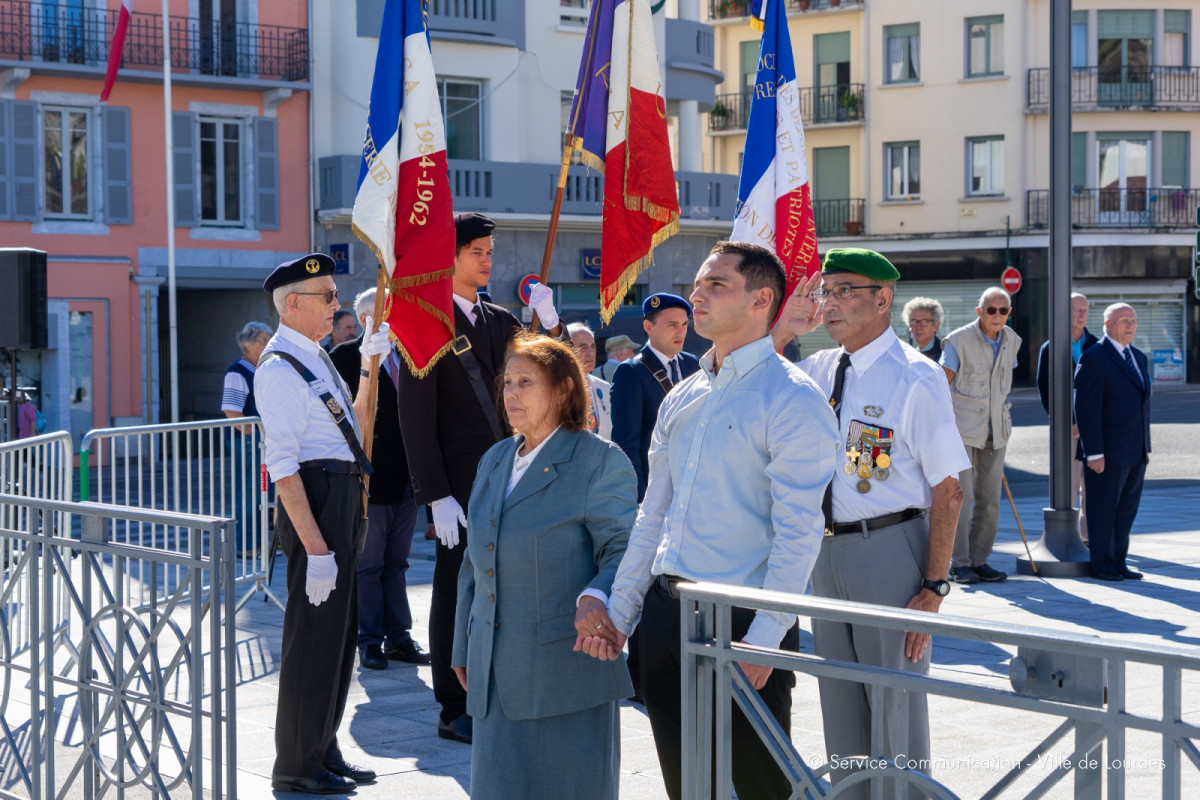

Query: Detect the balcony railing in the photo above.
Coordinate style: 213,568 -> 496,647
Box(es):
709,84 -> 864,131
1026,187 -> 1200,229
0,0 -> 308,82
709,0 -> 863,21
1027,66 -> 1200,110
813,198 -> 866,237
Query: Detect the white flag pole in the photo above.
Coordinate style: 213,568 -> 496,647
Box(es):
161,0 -> 179,422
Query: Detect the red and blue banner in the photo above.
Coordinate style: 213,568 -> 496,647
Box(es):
566,0 -> 680,324
352,0 -> 455,376
731,0 -> 820,303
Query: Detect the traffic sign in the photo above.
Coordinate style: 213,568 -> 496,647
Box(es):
518,273 -> 540,305
1001,266 -> 1022,294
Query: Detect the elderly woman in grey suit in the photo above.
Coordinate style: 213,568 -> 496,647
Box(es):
452,332 -> 637,800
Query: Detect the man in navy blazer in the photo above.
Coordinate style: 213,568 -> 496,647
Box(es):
610,293 -> 701,501
1073,303 -> 1151,582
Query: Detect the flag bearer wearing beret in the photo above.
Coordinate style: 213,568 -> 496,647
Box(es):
773,248 -> 969,800
257,254 -> 392,794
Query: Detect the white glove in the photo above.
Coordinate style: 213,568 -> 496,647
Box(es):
431,496 -> 467,549
528,282 -> 559,330
305,552 -> 338,606
360,315 -> 392,359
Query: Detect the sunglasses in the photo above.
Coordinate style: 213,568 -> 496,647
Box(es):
984,306 -> 1011,316
293,289 -> 340,304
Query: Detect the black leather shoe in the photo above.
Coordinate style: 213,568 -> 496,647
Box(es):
1089,568 -> 1124,582
974,563 -> 1008,582
950,566 -> 980,585
325,759 -> 376,783
1119,567 -> 1144,581
437,714 -> 473,743
270,770 -> 355,795
359,644 -> 387,670
385,638 -> 431,665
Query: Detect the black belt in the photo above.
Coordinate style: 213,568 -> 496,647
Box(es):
655,574 -> 691,600
826,508 -> 924,537
299,459 -> 361,475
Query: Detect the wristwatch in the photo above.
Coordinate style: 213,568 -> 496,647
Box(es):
921,578 -> 951,597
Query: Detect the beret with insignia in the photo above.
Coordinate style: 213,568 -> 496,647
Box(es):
455,212 -> 496,248
822,248 -> 901,282
642,292 -> 692,318
263,253 -> 336,294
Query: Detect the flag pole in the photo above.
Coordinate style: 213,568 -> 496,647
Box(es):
531,142 -> 574,333
359,269 -> 389,494
161,0 -> 179,422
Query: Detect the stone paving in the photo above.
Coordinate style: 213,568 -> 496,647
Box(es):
229,481 -> 1200,799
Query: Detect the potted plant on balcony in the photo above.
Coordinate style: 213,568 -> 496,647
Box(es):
838,91 -> 860,121
710,99 -> 729,131
799,0 -> 812,10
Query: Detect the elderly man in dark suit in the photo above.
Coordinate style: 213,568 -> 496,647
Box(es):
1036,291 -> 1100,542
1074,303 -> 1151,582
396,212 -> 564,744
610,293 -> 701,501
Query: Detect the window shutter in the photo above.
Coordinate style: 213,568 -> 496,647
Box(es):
1097,11 -> 1153,40
172,111 -> 199,227
1071,132 -> 1087,189
102,106 -> 132,225
887,23 -> 919,39
1161,132 -> 1188,188
11,100 -> 38,221
815,32 -> 850,65
1164,11 -> 1189,35
0,100 -> 9,219
254,117 -> 279,231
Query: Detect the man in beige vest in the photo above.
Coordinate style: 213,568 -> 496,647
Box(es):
941,287 -> 1021,584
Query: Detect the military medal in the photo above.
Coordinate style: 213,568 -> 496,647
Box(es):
873,467 -> 890,481
844,461 -> 856,475
844,420 -> 895,494
856,479 -> 871,493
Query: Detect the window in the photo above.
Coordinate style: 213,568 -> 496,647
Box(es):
1071,12 -> 1088,68
967,137 -> 1004,196
1164,11 -> 1190,68
43,107 -> 89,218
199,118 -> 242,224
1071,132 -> 1087,190
440,79 -> 481,160
886,141 -> 920,199
885,24 -> 920,84
966,16 -> 1004,77
1161,132 -> 1189,188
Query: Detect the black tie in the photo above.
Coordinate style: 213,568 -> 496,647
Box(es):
1123,347 -> 1142,388
669,358 -> 680,384
822,352 -> 853,530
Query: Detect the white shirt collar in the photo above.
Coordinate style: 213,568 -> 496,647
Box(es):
845,327 -> 900,374
1103,334 -> 1129,355
514,426 -> 560,467
647,343 -> 675,370
452,292 -> 480,321
277,322 -> 323,353
700,335 -> 775,377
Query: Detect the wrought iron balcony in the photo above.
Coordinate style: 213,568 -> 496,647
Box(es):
709,0 -> 863,21
1027,66 -> 1200,110
708,84 -> 864,131
1026,187 -> 1200,229
813,198 -> 866,237
0,0 -> 308,83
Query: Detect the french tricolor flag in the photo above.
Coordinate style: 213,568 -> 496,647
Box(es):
731,0 -> 820,300
100,0 -> 134,102
352,0 -> 455,376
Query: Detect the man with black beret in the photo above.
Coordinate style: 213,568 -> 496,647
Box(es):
772,247 -> 969,799
396,211 -> 566,744
256,254 -> 393,794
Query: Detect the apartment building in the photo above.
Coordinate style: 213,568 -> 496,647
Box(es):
0,0 -> 312,435
706,0 -> 1199,382
312,0 -> 729,347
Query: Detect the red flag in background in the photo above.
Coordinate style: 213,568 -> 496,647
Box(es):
565,0 -> 679,324
100,0 -> 134,102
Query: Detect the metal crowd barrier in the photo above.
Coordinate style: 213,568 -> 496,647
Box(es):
0,492 -> 237,800
80,418 -> 281,611
680,581 -> 1200,800
0,432 -> 75,665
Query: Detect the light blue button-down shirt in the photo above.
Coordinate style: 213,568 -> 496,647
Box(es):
607,335 -> 839,648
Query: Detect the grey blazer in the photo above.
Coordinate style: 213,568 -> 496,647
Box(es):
452,428 -> 637,721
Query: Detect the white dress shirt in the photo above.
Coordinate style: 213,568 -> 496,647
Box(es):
256,323 -> 362,481
506,427 -> 560,497
647,343 -> 679,379
452,292 -> 482,326
798,329 -> 970,522
608,336 -> 838,648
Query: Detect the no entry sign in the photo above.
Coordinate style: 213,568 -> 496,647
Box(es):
1001,266 -> 1022,294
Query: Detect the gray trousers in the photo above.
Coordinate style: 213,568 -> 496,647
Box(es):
952,440 -> 1006,569
1071,451 -> 1088,543
812,517 -> 931,800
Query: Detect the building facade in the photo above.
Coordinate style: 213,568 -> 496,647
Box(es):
0,0 -> 312,438
312,0 -> 729,350
706,0 -> 1199,382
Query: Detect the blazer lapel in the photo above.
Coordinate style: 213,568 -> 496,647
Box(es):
477,437 -> 519,522
502,429 -> 582,511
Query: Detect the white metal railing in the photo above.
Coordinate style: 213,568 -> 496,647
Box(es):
680,581 -> 1200,799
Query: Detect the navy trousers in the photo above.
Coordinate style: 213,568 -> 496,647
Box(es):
1083,459 -> 1146,573
357,492 -> 419,648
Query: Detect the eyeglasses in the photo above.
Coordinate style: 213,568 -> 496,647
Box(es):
292,289 -> 340,304
984,306 -> 1011,316
908,318 -> 935,327
812,285 -> 882,301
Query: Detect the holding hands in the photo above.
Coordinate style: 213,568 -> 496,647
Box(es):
573,596 -> 626,661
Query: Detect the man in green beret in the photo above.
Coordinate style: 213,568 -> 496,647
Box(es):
772,247 -> 969,799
